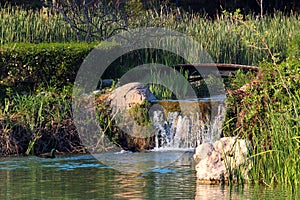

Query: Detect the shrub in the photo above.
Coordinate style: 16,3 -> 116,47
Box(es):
0,43 -> 94,87
223,36 -> 300,185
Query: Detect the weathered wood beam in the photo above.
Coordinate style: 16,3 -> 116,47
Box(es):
172,63 -> 259,81
173,63 -> 259,71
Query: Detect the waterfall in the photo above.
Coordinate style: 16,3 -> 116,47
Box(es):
153,102 -> 225,150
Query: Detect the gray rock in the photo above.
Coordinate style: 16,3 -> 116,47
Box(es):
108,82 -> 156,113
103,82 -> 157,151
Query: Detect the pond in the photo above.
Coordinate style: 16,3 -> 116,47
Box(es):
0,151 -> 298,199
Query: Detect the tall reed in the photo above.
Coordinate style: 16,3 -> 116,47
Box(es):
1,5 -> 299,66
0,85 -> 73,155
0,5 -> 76,44
249,92 -> 299,187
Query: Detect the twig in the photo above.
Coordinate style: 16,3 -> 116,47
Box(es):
95,109 -> 119,150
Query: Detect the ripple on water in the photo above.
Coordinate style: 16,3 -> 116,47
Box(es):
0,153 -> 298,200
0,154 -> 110,171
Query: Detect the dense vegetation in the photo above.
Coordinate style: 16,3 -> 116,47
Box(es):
1,0 -> 299,16
0,2 -> 299,187
224,37 -> 300,187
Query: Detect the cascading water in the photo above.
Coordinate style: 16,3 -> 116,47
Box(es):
152,100 -> 225,150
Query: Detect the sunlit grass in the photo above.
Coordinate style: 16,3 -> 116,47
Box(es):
1,5 -> 299,66
0,5 -> 75,44
249,92 -> 300,187
0,85 -> 72,155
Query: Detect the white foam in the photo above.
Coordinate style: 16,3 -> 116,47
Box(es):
153,103 -> 225,149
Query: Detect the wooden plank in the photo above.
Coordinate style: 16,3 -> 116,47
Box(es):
173,63 -> 259,81
173,63 -> 259,71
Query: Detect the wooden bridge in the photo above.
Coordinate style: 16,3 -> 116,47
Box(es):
172,63 -> 259,81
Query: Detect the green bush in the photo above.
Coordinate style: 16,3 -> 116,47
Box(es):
0,43 -> 94,88
223,36 -> 300,185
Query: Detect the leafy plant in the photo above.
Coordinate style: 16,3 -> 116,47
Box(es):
222,12 -> 300,186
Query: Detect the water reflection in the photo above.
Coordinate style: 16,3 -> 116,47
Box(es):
0,153 -> 196,199
195,183 -> 299,200
93,150 -> 193,173
112,172 -> 145,199
0,154 -> 298,199
196,184 -> 251,200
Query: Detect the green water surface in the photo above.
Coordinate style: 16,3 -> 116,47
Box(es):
0,152 -> 298,199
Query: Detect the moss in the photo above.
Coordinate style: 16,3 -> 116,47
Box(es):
128,101 -> 152,126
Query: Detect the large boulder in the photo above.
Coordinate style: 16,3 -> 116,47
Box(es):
194,137 -> 252,183
108,82 -> 156,112
104,82 -> 157,151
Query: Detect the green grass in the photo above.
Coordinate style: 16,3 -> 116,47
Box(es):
1,5 -> 299,66
224,51 -> 300,186
247,92 -> 299,187
0,6 -> 76,44
147,67 -> 190,100
250,107 -> 299,186
0,85 -> 73,155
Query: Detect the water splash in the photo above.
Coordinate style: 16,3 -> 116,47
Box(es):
153,103 -> 225,150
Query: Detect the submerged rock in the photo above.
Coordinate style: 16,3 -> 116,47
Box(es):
194,137 -> 252,183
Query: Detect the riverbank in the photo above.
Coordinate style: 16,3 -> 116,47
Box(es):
0,85 -> 85,156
